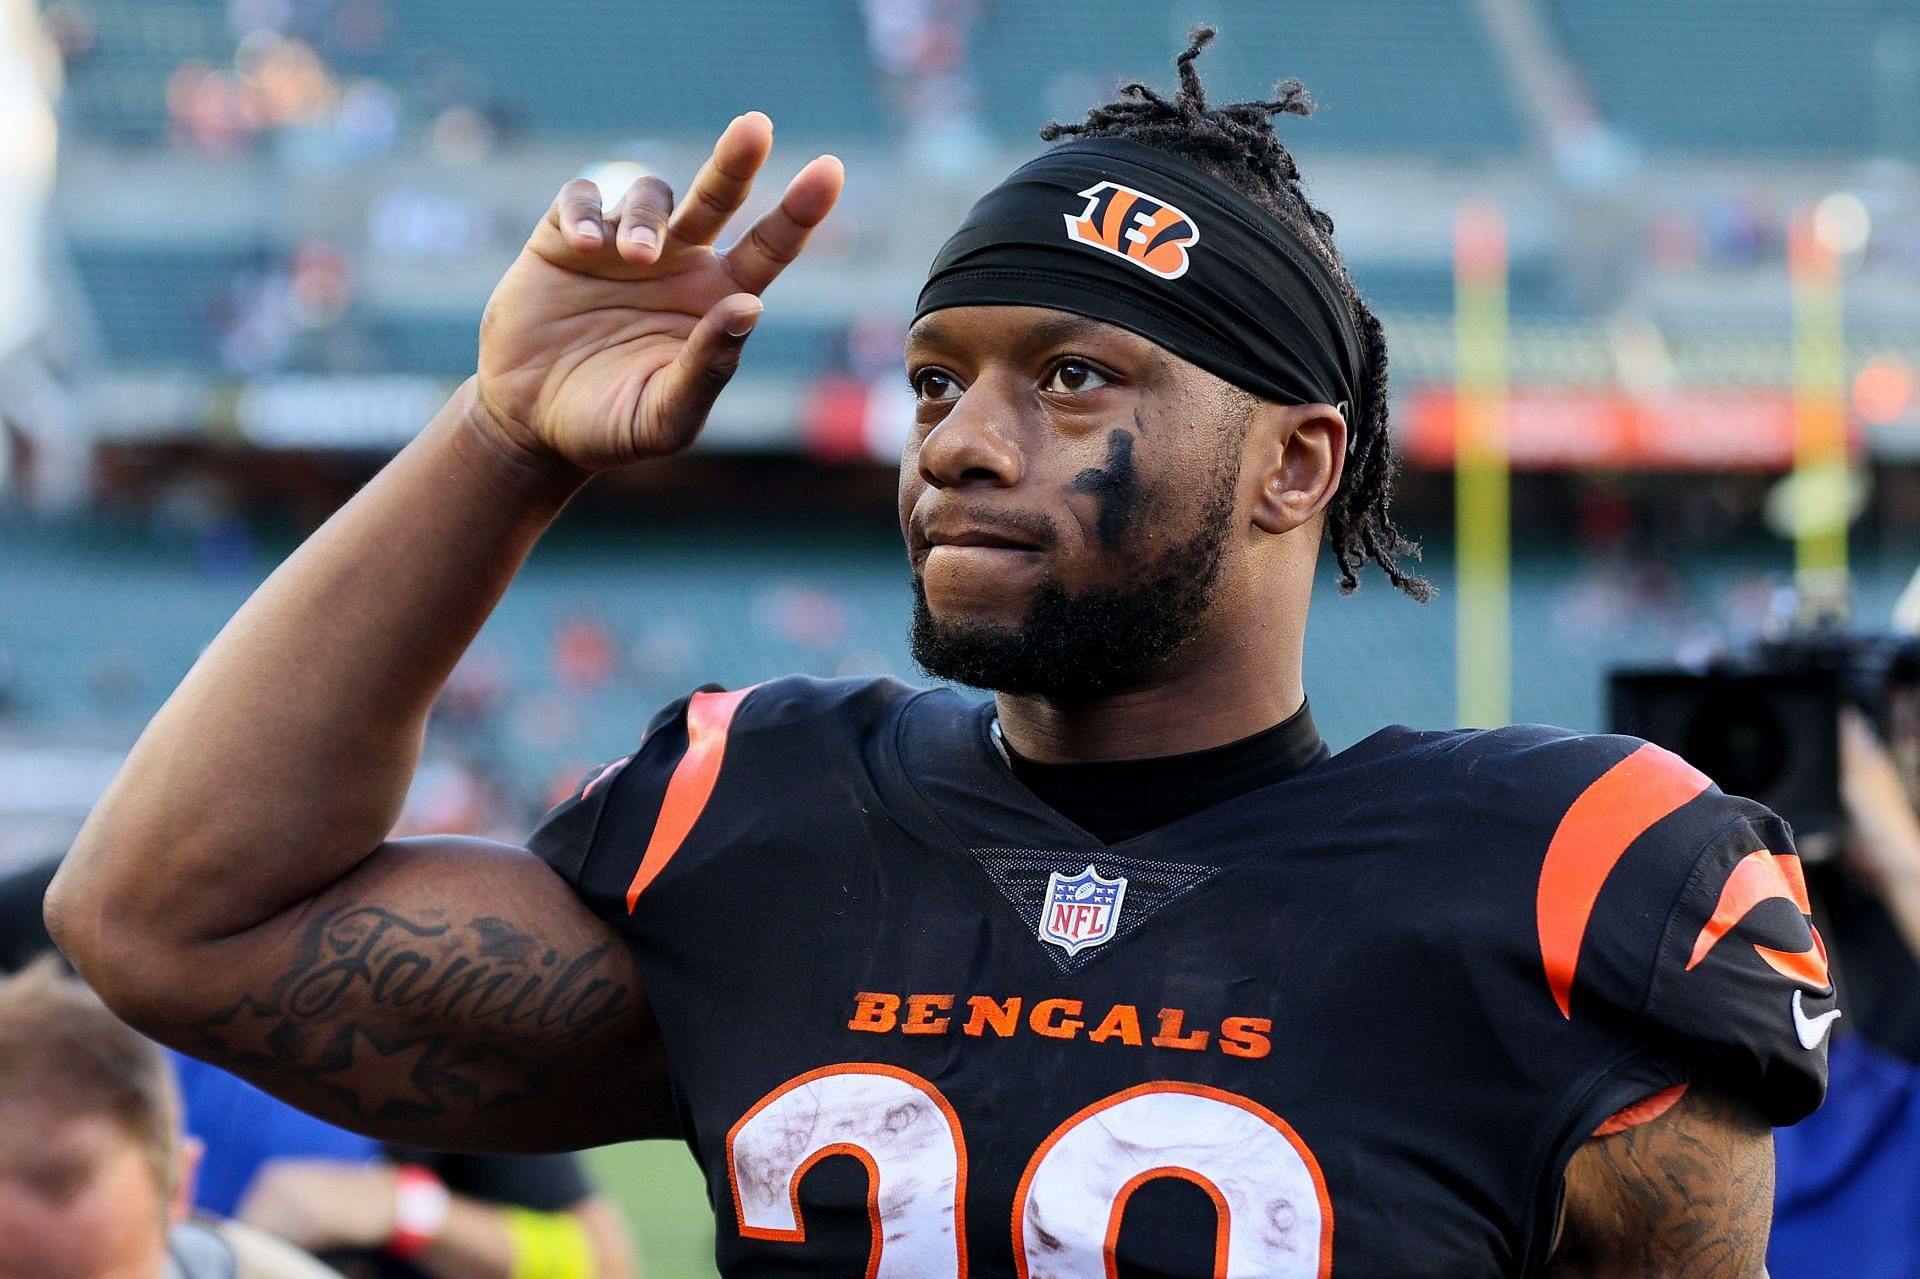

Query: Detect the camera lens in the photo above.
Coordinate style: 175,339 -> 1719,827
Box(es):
1683,696 -> 1789,799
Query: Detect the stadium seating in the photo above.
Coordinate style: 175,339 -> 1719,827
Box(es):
363,312 -> 842,379
1350,260 -> 1566,317
7,514 -> 1914,811
971,0 -> 1526,153
52,0 -> 1523,151
53,0 -> 885,144
67,251 -> 844,379
53,0 -> 1909,160
28,1 -> 1920,846
1542,0 -> 1909,153
374,0 -> 885,141
55,1 -> 231,143
70,245 -> 262,369
362,314 -> 481,379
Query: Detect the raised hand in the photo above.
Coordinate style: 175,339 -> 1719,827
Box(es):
1839,707 -> 1920,891
475,112 -> 842,470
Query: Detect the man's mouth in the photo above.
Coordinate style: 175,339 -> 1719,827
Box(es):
931,529 -> 1041,551
914,504 -> 1055,555
920,528 -> 1045,576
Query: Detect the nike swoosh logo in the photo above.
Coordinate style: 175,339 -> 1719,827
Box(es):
1793,988 -> 1842,1050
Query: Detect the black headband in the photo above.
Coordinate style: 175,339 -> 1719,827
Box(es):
915,137 -> 1365,426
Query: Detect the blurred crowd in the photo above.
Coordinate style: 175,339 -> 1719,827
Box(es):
0,522 -> 1830,865
0,509 -> 915,860
858,0 -> 986,168
41,0 -> 491,162
26,0 -> 996,383
38,0 -> 991,159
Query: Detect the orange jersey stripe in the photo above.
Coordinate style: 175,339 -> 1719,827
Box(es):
1536,743 -> 1711,1018
625,686 -> 755,913
580,755 -> 632,801
1686,849 -> 1830,987
1592,1082 -> 1689,1137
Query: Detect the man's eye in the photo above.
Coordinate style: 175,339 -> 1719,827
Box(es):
912,369 -> 962,403
1044,361 -> 1109,395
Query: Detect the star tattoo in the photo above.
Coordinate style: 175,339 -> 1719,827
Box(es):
308,1026 -> 447,1118
198,996 -> 290,1063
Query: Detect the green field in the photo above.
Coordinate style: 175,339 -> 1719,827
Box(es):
587,1141 -> 722,1278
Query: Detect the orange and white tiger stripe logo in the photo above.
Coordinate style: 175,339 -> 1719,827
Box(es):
1063,181 -> 1200,280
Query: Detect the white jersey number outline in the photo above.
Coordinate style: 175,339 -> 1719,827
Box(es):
725,1063 -> 968,1278
1015,1081 -> 1333,1279
725,1068 -> 1332,1278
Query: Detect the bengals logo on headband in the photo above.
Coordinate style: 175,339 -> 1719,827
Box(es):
1063,181 -> 1200,280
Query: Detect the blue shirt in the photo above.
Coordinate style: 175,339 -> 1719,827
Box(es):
1771,1032 -> 1920,1278
168,1049 -> 380,1218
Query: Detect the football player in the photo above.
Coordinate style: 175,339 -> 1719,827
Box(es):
50,30 -> 1831,1277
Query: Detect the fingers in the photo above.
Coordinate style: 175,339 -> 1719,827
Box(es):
724,153 -> 845,294
649,291 -> 765,438
1841,706 -> 1893,774
551,178 -> 612,253
668,112 -> 774,248
550,174 -> 672,262
539,119 -> 838,285
611,175 -> 675,264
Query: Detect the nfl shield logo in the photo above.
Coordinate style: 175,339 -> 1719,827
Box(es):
1038,864 -> 1128,957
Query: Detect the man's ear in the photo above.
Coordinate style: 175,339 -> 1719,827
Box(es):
171,1136 -> 204,1225
1246,401 -> 1346,536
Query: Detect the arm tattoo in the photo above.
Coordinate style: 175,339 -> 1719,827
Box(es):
190,904 -> 632,1122
1551,1083 -> 1774,1278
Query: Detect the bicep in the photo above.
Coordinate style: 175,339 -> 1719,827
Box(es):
136,837 -> 672,1150
1549,1082 -> 1775,1278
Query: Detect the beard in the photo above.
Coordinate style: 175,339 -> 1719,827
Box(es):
908,469 -> 1237,701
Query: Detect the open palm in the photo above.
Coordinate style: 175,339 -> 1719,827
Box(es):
476,113 -> 843,470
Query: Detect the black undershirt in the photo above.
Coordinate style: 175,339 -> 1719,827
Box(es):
1001,700 -> 1329,844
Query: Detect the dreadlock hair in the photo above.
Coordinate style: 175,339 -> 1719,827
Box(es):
1041,25 -> 1431,601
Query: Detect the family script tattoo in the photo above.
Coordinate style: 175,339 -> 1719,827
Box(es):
191,903 -> 633,1121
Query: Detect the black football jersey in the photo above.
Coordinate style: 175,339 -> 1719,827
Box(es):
530,676 -> 1833,1278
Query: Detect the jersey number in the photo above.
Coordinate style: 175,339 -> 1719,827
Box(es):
725,1064 -> 1333,1278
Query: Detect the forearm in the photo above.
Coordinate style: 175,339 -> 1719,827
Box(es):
50,383 -> 587,962
414,1195 -> 514,1279
418,1199 -> 633,1279
1843,802 -> 1920,961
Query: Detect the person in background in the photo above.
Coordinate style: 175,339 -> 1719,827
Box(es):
0,955 -> 344,1279
0,856 -> 640,1279
1768,708 -> 1920,1279
206,1063 -> 640,1279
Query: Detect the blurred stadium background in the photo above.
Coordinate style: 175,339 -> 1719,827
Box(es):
3,0 -> 1920,1269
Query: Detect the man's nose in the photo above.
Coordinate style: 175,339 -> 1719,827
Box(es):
917,384 -> 1023,490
